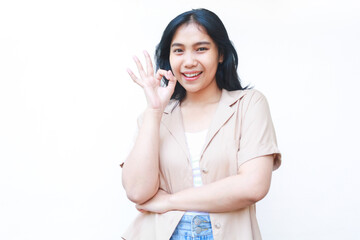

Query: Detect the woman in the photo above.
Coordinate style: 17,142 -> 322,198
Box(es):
121,8 -> 281,240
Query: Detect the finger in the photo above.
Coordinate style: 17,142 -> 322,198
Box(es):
166,70 -> 177,87
137,208 -> 148,213
133,56 -> 146,79
155,69 -> 169,82
136,205 -> 149,213
127,68 -> 143,87
143,51 -> 154,76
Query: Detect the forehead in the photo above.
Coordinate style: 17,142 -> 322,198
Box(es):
171,22 -> 213,44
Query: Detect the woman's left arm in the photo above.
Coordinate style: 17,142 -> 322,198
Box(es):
136,154 -> 273,213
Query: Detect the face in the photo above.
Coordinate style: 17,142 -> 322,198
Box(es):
169,23 -> 223,96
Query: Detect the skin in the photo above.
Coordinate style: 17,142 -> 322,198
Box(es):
122,22 -> 274,214
169,23 -> 223,132
122,51 -> 176,204
169,23 -> 223,104
136,155 -> 273,214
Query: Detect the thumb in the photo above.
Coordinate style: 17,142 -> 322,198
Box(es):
166,70 -> 177,87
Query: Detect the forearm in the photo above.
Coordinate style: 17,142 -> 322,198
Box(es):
122,108 -> 163,204
168,156 -> 273,213
168,176 -> 256,212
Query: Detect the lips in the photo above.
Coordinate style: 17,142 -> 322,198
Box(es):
183,72 -> 201,77
182,71 -> 202,81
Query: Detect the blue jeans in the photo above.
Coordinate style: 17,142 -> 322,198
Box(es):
170,214 -> 214,240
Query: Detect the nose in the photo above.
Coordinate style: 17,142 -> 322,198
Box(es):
183,52 -> 197,68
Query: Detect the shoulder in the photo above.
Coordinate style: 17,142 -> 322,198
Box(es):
242,89 -> 268,108
241,89 -> 266,101
223,88 -> 268,107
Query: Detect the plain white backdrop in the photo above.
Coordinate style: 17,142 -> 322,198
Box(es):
1,0 -> 360,239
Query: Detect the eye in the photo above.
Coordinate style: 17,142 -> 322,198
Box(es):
197,47 -> 208,52
173,49 -> 183,53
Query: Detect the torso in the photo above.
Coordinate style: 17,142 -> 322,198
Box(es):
180,101 -> 219,132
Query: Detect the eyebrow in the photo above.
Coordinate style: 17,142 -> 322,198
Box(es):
171,41 -> 211,48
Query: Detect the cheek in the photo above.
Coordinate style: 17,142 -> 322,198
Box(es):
169,53 -> 178,64
169,59 -> 181,75
203,60 -> 218,76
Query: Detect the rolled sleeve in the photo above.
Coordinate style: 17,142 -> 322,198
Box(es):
120,113 -> 143,168
237,90 -> 281,170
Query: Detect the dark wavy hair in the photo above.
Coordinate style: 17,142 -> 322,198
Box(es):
155,8 -> 247,101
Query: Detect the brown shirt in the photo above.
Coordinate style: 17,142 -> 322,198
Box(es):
122,89 -> 281,240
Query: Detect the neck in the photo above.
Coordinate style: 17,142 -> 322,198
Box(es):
182,86 -> 222,107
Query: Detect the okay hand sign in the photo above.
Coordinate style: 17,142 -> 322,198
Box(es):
127,51 -> 177,112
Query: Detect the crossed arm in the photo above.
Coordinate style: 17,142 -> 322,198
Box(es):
122,109 -> 274,214
135,155 -> 274,214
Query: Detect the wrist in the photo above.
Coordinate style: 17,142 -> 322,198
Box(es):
144,108 -> 163,121
167,192 -> 177,211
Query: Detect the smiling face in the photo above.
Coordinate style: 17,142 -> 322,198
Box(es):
169,22 -> 223,97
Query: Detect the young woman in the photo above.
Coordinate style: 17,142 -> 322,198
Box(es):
121,8 -> 281,240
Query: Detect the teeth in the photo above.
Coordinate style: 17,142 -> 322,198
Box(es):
184,72 -> 201,77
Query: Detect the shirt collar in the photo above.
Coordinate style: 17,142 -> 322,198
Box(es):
163,89 -> 247,114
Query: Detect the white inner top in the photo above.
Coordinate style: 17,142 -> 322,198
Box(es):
184,129 -> 209,216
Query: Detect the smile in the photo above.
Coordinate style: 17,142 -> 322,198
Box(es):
183,72 -> 202,78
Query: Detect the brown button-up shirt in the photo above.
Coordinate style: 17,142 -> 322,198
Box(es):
122,89 -> 281,240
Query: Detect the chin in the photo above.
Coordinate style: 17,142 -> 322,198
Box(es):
178,82 -> 197,91
184,87 -> 202,94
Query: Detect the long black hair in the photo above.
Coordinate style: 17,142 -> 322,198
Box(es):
155,8 -> 247,101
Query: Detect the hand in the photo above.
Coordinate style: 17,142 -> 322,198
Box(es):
127,51 -> 177,112
135,189 -> 172,214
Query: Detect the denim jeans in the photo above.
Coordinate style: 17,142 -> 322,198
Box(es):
170,214 -> 214,240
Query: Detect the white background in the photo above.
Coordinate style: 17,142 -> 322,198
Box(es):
1,0 -> 360,239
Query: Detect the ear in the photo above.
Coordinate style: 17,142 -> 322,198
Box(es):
218,53 -> 224,64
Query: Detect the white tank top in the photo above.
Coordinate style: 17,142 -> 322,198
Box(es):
184,129 -> 209,216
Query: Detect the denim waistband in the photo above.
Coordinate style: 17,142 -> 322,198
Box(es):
170,214 -> 213,240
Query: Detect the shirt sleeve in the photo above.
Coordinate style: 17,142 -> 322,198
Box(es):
120,113 -> 143,168
237,90 -> 281,170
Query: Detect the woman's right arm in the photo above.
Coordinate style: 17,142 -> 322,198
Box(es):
121,51 -> 176,204
122,108 -> 162,204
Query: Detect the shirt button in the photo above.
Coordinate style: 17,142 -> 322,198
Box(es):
194,218 -> 201,225
195,227 -> 202,234
215,223 -> 221,229
202,168 -> 209,173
